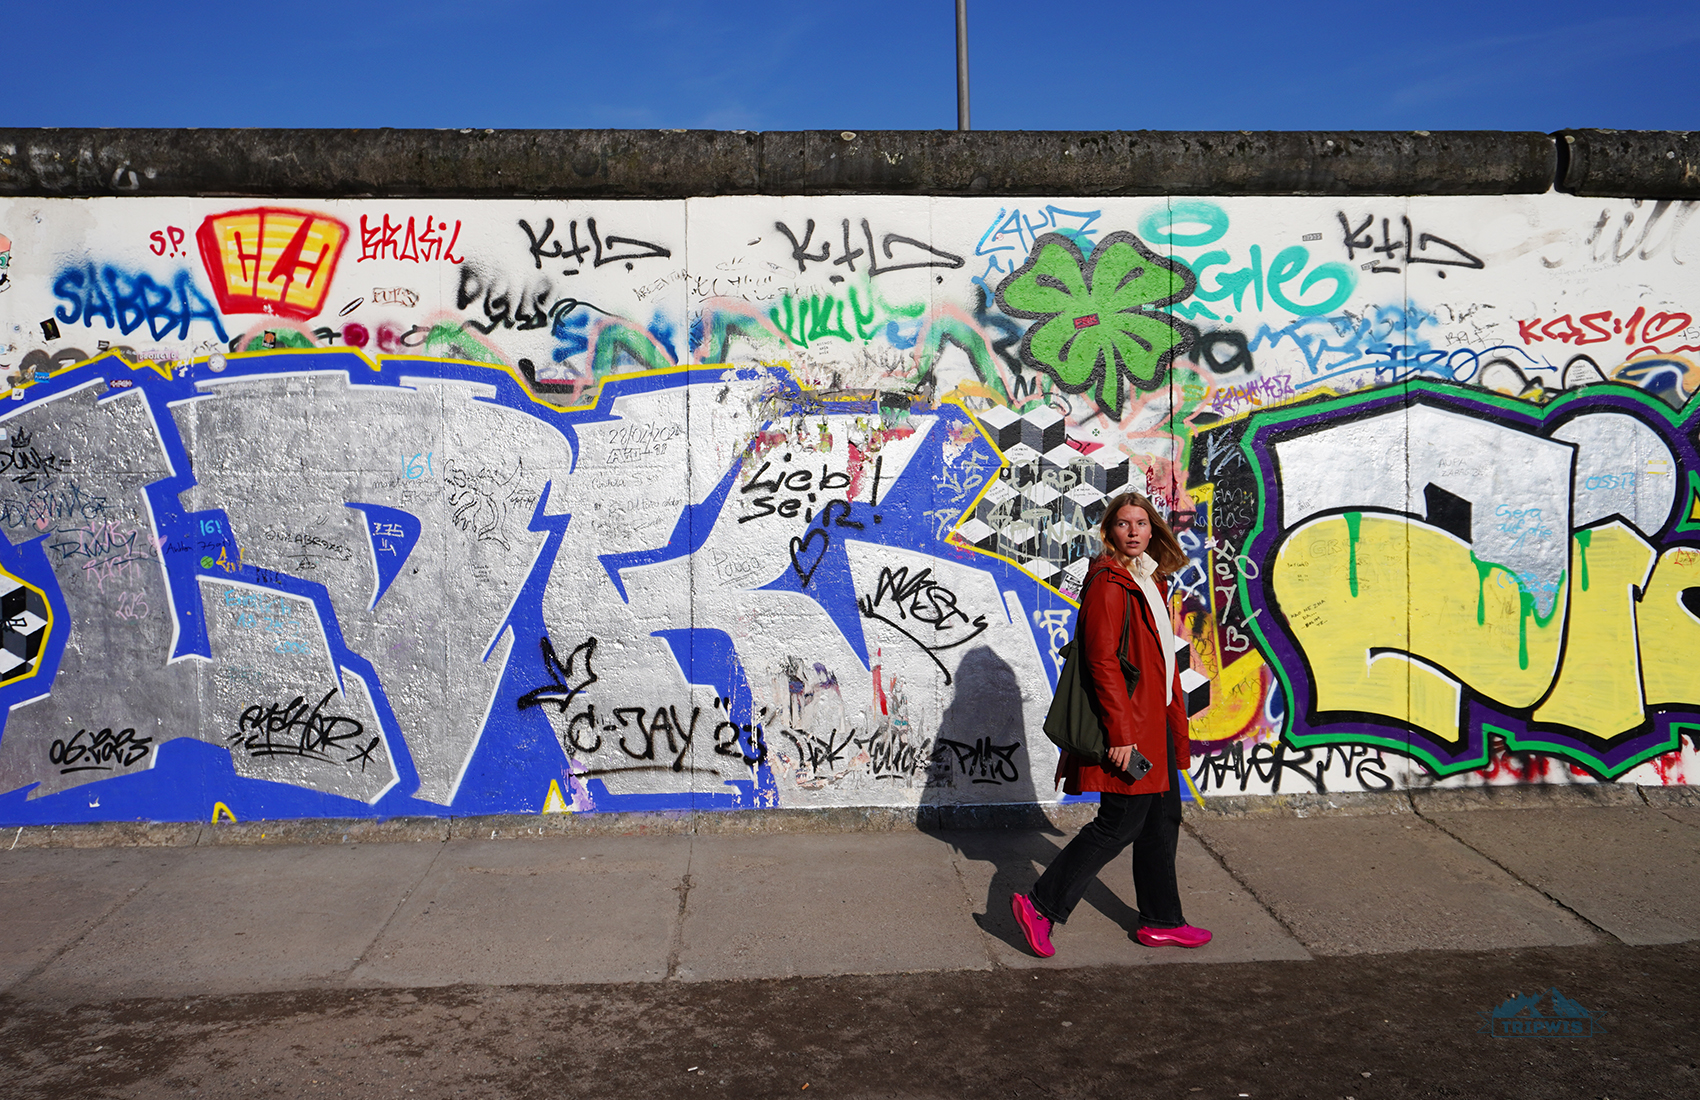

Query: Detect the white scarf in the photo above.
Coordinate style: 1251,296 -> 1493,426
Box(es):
1127,553 -> 1175,704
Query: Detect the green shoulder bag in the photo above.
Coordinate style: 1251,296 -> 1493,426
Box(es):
1041,575 -> 1152,780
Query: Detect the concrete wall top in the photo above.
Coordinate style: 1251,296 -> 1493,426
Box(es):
5,127 -> 1656,200
1556,129 -> 1700,199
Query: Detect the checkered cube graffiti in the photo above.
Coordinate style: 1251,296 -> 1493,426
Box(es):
0,577 -> 49,684
962,405 -> 1143,593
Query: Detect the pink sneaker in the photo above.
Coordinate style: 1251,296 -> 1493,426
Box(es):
1011,893 -> 1055,958
1136,924 -> 1212,948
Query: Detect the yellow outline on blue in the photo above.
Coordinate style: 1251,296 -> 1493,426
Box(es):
0,567 -> 53,688
932,392 -> 1087,609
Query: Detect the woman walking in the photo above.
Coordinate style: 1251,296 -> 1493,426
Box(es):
1012,491 -> 1210,956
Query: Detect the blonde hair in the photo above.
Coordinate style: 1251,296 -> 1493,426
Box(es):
1099,491 -> 1186,577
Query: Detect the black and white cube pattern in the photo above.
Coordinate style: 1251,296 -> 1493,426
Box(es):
1175,635 -> 1211,716
976,404 -> 1064,456
0,578 -> 49,683
961,406 -> 1145,587
961,407 -> 1209,714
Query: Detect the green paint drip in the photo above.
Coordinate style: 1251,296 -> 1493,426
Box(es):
1518,591 -> 1532,670
1472,552 -> 1494,626
1575,528 -> 1592,592
1344,511 -> 1362,597
1516,574 -> 1566,671
1470,550 -> 1565,659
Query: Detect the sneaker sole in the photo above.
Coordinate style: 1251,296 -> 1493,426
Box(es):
1137,930 -> 1210,948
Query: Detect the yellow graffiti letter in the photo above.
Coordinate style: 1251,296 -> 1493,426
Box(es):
1272,514 -> 1565,743
1534,523 -> 1654,736
1639,547 -> 1700,707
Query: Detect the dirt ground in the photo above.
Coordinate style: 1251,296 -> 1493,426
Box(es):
2,941 -> 1693,1100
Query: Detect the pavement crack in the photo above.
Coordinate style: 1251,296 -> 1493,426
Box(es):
665,840 -> 695,980
1635,786 -> 1700,824
1658,808 -> 1700,829
1182,820 -> 1310,950
1411,806 -> 1623,944
344,835 -> 450,980
943,848 -> 1000,970
4,852 -> 174,995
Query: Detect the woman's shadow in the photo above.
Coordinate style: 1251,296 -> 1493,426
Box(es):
916,645 -> 1138,949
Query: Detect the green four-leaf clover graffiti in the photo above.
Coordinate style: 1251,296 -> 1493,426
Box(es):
995,231 -> 1197,416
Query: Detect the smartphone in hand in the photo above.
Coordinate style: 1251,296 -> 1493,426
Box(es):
1121,747 -> 1153,782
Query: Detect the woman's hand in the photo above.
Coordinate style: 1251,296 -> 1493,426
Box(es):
1106,744 -> 1134,773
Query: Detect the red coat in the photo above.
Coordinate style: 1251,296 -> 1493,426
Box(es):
1056,556 -> 1190,797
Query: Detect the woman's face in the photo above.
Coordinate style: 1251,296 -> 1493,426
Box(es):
1106,504 -> 1152,561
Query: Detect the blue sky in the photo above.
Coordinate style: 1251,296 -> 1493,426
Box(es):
5,0 -> 1697,132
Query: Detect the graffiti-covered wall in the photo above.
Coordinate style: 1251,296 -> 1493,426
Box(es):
0,188 -> 1695,825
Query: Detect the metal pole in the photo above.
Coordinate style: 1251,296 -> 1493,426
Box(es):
956,0 -> 970,131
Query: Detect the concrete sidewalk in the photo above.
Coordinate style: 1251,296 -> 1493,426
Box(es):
4,789 -> 1698,1003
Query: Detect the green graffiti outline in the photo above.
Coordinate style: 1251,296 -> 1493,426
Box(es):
1237,379 -> 1700,779
1676,471 -> 1700,534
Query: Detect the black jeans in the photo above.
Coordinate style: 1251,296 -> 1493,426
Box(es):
1029,768 -> 1185,929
